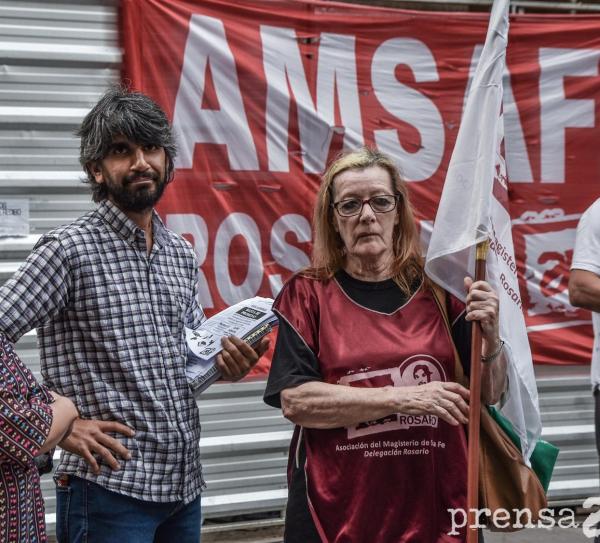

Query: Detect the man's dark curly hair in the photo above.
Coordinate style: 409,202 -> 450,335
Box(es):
77,86 -> 177,202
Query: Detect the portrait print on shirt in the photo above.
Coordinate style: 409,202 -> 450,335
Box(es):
339,354 -> 447,439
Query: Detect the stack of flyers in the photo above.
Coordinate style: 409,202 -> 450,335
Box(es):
185,296 -> 278,395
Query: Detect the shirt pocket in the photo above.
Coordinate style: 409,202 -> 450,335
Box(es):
71,274 -> 132,329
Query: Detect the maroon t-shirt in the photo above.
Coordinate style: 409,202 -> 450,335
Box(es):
272,273 -> 468,543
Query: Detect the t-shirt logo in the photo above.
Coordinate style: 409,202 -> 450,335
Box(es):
399,354 -> 447,387
339,354 -> 447,439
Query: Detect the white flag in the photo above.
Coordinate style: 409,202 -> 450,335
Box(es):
425,0 -> 541,461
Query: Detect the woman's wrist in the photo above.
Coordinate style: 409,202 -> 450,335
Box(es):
391,385 -> 421,413
481,338 -> 504,364
388,385 -> 409,412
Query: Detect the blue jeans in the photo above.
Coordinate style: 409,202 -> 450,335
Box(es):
56,476 -> 201,543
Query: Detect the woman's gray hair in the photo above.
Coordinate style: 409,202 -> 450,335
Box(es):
77,86 -> 177,202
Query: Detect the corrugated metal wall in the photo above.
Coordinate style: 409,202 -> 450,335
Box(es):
0,3 -> 291,535
0,0 -> 596,538
536,366 -> 597,505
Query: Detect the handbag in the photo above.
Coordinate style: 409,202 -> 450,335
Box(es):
429,283 -> 558,531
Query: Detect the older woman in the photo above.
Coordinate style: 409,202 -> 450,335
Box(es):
264,148 -> 507,543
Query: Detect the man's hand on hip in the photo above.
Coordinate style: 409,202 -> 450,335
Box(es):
58,418 -> 135,474
217,336 -> 270,381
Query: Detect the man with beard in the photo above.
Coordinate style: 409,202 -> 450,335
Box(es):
570,198 -> 600,543
0,87 -> 268,542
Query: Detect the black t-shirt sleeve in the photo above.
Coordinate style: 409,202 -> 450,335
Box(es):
451,311 -> 473,377
263,316 -> 323,409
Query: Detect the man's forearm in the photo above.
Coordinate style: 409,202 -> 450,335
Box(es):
569,269 -> 600,312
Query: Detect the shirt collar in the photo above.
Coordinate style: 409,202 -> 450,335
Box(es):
97,200 -> 168,247
151,211 -> 169,248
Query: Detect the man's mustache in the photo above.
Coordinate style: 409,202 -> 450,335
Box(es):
124,172 -> 160,185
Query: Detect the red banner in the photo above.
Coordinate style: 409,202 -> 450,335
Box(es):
120,0 -> 600,371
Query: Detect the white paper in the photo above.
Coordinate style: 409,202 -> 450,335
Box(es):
185,296 -> 277,395
0,199 -> 29,237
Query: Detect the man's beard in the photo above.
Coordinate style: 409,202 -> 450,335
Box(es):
106,172 -> 167,212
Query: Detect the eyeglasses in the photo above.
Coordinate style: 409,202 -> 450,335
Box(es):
331,195 -> 400,217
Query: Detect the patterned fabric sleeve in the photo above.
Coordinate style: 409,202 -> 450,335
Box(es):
0,336 -> 53,470
0,236 -> 71,343
186,250 -> 206,330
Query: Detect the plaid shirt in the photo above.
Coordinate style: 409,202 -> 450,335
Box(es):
0,200 -> 205,503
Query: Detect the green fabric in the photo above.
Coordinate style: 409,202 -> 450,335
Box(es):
487,406 -> 559,493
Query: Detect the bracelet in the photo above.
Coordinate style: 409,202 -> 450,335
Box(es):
481,339 -> 505,364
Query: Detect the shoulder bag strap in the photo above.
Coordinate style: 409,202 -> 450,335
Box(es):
429,282 -> 469,388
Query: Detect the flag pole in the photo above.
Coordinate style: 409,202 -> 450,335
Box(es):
466,238 -> 489,543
